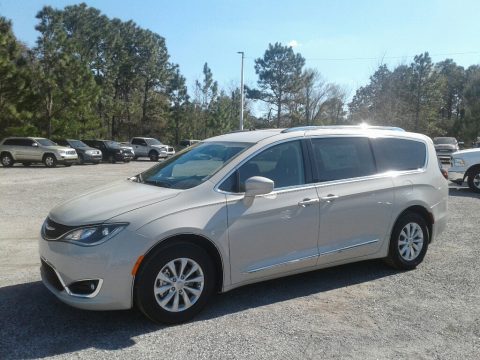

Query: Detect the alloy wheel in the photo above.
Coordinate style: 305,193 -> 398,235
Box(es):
153,257 -> 204,313
398,222 -> 424,261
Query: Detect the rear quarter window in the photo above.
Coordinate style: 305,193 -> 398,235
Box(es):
372,138 -> 426,172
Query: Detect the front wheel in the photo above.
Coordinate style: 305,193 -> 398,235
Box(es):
108,155 -> 116,164
467,168 -> 480,193
43,155 -> 57,168
149,151 -> 159,162
135,242 -> 216,324
385,212 -> 429,270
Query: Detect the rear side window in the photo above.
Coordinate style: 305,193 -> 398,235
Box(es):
3,139 -> 19,145
19,139 -> 35,146
311,137 -> 376,182
372,138 -> 426,172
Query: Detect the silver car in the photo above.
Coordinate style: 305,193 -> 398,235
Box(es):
0,137 -> 78,167
39,128 -> 448,323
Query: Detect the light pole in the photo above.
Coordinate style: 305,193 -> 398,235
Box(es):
237,51 -> 244,131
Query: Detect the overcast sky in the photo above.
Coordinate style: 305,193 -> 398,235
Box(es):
1,0 -> 479,100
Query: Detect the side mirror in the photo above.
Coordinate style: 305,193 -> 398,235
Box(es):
32,143 -> 38,147
244,176 -> 274,197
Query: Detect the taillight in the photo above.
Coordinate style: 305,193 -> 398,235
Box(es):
441,167 -> 448,180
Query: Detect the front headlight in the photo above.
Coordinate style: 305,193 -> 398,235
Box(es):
61,223 -> 127,246
85,150 -> 95,155
58,150 -> 67,155
453,158 -> 465,167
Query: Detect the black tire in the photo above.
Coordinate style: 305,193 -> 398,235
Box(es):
43,154 -> 57,168
135,242 -> 216,324
385,212 -> 429,270
93,161 -> 100,165
467,167 -> 480,193
22,162 -> 31,167
109,155 -> 116,164
124,159 -> 130,163
133,156 -> 138,161
149,150 -> 159,162
78,154 -> 85,165
1,153 -> 14,167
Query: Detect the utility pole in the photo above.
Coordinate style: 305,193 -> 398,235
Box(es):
237,51 -> 244,130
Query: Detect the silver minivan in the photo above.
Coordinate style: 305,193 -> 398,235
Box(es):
39,128 -> 448,323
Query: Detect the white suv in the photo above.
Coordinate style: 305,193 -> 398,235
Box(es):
39,127 -> 448,323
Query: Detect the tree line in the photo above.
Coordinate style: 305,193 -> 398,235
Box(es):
1,3 -> 479,144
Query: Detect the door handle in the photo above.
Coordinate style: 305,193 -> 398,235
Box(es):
320,194 -> 339,202
298,198 -> 320,207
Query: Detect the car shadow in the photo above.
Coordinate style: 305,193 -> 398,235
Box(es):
0,260 -> 396,359
448,186 -> 480,198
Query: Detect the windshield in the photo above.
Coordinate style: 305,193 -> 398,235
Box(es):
139,141 -> 251,190
145,138 -> 163,145
434,137 -> 456,145
36,138 -> 57,146
105,140 -> 121,148
69,140 -> 88,147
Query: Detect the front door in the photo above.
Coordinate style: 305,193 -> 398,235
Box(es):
223,140 -> 320,285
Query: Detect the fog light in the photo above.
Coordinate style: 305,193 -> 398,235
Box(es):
67,279 -> 100,296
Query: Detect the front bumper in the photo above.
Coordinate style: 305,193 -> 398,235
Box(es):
38,228 -> 149,311
83,153 -> 103,163
448,167 -> 466,183
58,154 -> 78,164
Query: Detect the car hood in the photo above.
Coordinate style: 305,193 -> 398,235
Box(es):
46,145 -> 75,152
452,148 -> 480,156
151,144 -> 168,149
49,180 -> 180,226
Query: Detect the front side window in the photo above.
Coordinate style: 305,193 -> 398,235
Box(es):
311,137 -> 376,182
219,140 -> 306,192
139,141 -> 251,190
372,137 -> 427,172
68,140 -> 87,148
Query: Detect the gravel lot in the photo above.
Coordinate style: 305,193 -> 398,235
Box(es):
0,162 -> 479,359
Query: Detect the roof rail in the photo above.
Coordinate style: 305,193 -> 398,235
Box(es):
281,125 -> 405,133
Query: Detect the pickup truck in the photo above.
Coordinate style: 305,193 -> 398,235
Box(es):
449,148 -> 480,193
128,137 -> 175,161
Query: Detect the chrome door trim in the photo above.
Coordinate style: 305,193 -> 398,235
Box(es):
319,239 -> 379,256
245,254 -> 318,274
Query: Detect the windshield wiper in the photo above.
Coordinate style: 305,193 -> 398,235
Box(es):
143,179 -> 172,188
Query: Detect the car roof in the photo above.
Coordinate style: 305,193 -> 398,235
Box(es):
203,127 -> 428,144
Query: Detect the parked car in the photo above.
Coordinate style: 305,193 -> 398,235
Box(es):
129,137 -> 175,161
39,127 -> 448,324
82,139 -> 134,163
449,147 -> 480,192
0,137 -> 77,168
56,139 -> 102,165
433,137 -> 459,164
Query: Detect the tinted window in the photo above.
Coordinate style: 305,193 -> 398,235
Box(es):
19,139 -> 35,146
3,139 -> 21,146
132,138 -> 144,145
311,137 -> 376,182
372,138 -> 426,172
36,138 -> 57,146
220,140 -> 306,192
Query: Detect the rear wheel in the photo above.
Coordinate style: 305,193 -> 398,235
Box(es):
385,212 -> 429,270
135,242 -> 216,324
78,154 -> 85,165
467,168 -> 480,193
1,153 -> 14,167
43,154 -> 57,168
